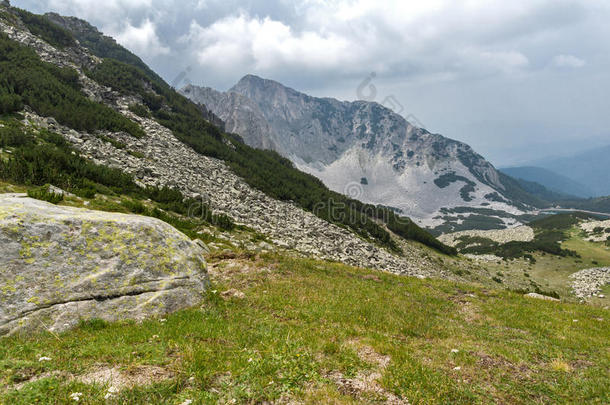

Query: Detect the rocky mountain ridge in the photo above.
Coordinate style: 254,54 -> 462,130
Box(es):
181,76 -> 535,230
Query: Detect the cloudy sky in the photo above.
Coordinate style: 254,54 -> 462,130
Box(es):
15,0 -> 610,166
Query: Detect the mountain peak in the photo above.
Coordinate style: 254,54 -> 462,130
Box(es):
235,74 -> 280,88
231,74 -> 304,100
236,74 -> 265,84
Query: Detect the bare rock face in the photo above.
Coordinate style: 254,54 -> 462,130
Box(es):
181,76 -> 529,229
0,195 -> 208,336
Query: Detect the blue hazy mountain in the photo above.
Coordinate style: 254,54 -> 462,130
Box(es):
500,166 -> 595,198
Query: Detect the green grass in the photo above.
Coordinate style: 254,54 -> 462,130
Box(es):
521,227 -> 610,301
440,224 -> 610,304
1,255 -> 608,404
562,230 -> 610,268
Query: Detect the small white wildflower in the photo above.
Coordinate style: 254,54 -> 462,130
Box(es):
211,290 -> 218,294
159,318 -> 167,323
572,319 -> 578,322
451,349 -> 459,353
107,386 -> 118,394
248,357 -> 253,363
453,366 -> 461,371
38,356 -> 52,362
69,392 -> 82,401
179,400 -> 193,405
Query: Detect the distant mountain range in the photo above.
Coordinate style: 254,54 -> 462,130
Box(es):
515,146 -> 610,198
181,77 -> 545,231
500,166 -> 593,199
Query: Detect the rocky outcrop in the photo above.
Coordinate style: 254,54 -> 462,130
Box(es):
0,9 -> 99,72
439,226 -> 535,247
579,219 -> 610,243
525,292 -> 560,302
181,85 -> 275,150
570,268 -> 610,299
0,195 -> 208,336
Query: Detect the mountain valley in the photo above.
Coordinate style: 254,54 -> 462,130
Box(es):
0,2 -> 608,403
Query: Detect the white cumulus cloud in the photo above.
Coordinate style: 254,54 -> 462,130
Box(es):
113,19 -> 169,58
184,13 -> 360,72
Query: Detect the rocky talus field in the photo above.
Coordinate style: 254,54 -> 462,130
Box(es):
21,110 -> 440,278
438,226 -> 535,247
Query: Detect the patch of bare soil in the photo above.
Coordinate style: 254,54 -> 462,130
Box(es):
78,364 -> 174,389
7,364 -> 174,392
458,302 -> 482,323
362,274 -> 383,283
220,288 -> 246,300
207,256 -> 279,287
327,340 -> 409,404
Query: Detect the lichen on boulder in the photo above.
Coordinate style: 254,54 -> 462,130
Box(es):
0,194 -> 208,336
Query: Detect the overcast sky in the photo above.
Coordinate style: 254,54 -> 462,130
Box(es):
14,0 -> 610,166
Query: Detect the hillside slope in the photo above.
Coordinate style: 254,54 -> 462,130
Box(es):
0,4 -> 456,276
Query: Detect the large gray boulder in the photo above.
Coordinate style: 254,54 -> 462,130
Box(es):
0,195 -> 208,336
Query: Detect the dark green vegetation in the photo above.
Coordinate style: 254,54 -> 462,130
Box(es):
431,214 -> 506,236
43,12 -> 165,84
433,172 -> 476,202
512,177 -> 578,202
1,255 -> 608,404
0,92 -> 22,115
26,185 -> 64,204
0,34 -> 144,137
0,119 -> 234,233
128,103 -> 151,118
13,8 -> 76,49
454,214 -> 596,261
430,207 -> 540,236
529,212 -> 594,230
